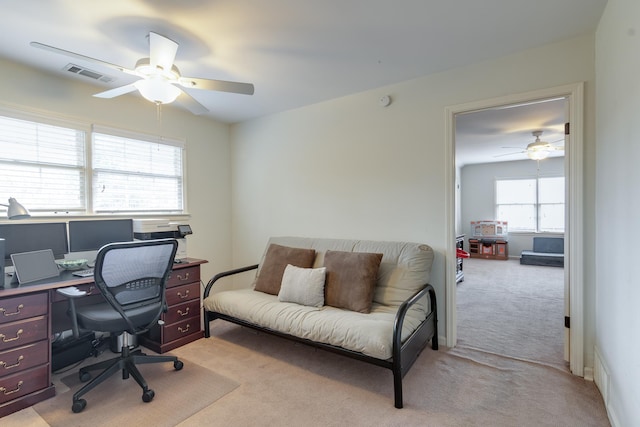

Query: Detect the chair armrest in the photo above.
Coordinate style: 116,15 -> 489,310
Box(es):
203,264 -> 259,298
56,286 -> 89,339
56,286 -> 88,298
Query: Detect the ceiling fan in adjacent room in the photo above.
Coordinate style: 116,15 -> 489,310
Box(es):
30,32 -> 254,115
497,130 -> 564,160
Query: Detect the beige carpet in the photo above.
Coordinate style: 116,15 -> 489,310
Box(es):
33,351 -> 238,427
5,269 -> 610,427
169,322 -> 610,427
456,258 -> 566,369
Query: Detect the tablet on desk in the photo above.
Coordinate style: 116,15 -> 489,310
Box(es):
10,249 -> 61,284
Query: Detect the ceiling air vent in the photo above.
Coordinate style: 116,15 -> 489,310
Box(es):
64,63 -> 114,83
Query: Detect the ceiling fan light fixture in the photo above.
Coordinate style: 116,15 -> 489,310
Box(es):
526,131 -> 551,160
134,76 -> 181,104
526,144 -> 551,160
527,149 -> 550,160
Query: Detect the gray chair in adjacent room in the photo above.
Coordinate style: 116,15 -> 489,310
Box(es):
59,239 -> 182,413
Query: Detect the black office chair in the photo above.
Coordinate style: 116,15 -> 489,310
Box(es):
59,239 -> 183,413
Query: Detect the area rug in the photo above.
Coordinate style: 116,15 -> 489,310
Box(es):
33,357 -> 238,427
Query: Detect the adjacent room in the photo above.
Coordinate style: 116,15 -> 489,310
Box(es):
0,1 -> 637,426
455,99 -> 568,369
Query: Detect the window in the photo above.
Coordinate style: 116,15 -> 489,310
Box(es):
0,114 -> 87,215
0,110 -> 186,216
496,177 -> 564,232
92,126 -> 184,214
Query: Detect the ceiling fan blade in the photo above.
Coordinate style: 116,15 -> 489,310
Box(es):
175,88 -> 209,115
179,77 -> 255,95
30,41 -> 135,75
494,151 -> 525,158
149,32 -> 178,73
93,83 -> 138,99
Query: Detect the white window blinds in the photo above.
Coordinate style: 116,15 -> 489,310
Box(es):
495,177 -> 564,232
0,115 -> 86,214
91,126 -> 184,213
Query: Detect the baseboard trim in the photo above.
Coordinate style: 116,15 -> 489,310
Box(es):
594,346 -> 620,427
583,366 -> 594,381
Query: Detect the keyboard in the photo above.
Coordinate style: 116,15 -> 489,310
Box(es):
72,268 -> 94,277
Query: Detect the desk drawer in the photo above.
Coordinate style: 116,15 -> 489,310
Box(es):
162,317 -> 201,343
0,364 -> 49,405
0,293 -> 48,325
163,299 -> 200,325
0,340 -> 49,377
0,316 -> 48,352
166,282 -> 200,306
167,266 -> 200,288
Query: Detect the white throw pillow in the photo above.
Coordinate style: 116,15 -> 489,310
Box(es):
278,264 -> 326,307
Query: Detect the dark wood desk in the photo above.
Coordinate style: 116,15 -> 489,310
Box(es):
0,258 -> 207,418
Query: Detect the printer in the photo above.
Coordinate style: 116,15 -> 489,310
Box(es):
132,219 -> 192,260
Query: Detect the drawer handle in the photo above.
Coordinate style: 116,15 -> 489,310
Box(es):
1,380 -> 23,396
1,355 -> 24,370
177,273 -> 190,281
178,324 -> 190,334
0,329 -> 24,343
177,307 -> 190,317
177,290 -> 190,299
0,304 -> 24,317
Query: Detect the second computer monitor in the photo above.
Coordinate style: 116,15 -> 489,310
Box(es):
68,219 -> 134,252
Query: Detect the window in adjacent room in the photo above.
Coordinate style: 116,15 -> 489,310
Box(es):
495,177 -> 564,232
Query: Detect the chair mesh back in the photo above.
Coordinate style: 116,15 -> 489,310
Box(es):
95,240 -> 177,310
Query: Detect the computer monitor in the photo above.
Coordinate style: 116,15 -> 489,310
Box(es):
0,222 -> 69,266
68,219 -> 134,252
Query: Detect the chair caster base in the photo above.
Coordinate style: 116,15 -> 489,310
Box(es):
142,389 -> 155,402
72,398 -> 87,413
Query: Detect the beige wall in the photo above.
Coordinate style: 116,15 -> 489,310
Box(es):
0,58 -> 232,282
231,34 -> 597,345
595,0 -> 640,425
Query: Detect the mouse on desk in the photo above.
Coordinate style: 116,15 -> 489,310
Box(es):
173,258 -> 184,264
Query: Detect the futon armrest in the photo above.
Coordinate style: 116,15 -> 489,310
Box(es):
203,264 -> 259,298
392,284 -> 437,355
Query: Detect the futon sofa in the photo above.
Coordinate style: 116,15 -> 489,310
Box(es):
203,236 -> 438,409
520,237 -> 564,267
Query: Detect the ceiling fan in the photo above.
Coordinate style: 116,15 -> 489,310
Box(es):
497,130 -> 564,160
30,32 -> 255,115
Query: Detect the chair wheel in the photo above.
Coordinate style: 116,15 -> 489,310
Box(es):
79,371 -> 92,382
142,389 -> 155,402
174,360 -> 184,370
72,399 -> 87,413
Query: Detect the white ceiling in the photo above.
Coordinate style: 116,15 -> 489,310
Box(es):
455,97 -> 567,166
0,0 -> 606,126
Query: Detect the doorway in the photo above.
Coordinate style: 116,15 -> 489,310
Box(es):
444,83 -> 585,376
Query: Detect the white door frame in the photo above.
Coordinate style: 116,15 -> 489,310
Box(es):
444,82 -> 585,376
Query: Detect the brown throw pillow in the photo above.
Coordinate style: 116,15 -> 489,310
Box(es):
254,244 -> 316,295
323,250 -> 383,313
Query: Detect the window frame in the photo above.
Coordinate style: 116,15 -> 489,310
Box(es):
495,175 -> 565,233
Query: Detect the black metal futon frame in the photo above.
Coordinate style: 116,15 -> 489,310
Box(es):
203,264 -> 438,409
